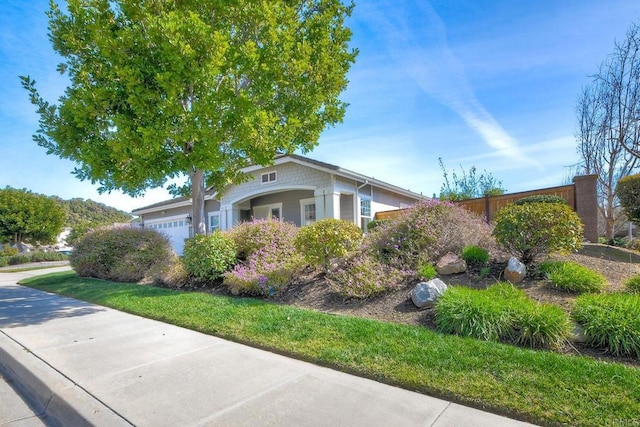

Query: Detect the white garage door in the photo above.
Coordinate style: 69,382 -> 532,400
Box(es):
146,218 -> 190,255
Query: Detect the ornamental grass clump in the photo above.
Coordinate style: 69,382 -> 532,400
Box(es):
417,263 -> 437,280
461,245 -> 489,265
538,260 -> 606,294
435,282 -> 571,350
572,293 -> 640,358
365,199 -> 494,273
493,202 -> 583,265
182,231 -> 237,280
224,218 -> 302,297
295,218 -> 362,270
624,274 -> 640,293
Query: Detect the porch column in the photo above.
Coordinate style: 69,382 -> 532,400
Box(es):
314,188 -> 341,220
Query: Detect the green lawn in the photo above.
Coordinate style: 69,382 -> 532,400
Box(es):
20,271 -> 640,427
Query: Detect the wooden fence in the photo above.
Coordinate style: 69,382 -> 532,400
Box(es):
374,175 -> 598,242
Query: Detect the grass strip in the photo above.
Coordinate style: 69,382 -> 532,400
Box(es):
20,271 -> 640,427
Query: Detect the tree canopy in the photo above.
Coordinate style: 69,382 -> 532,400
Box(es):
438,158 -> 505,201
22,0 -> 357,233
576,22 -> 640,239
0,187 -> 66,249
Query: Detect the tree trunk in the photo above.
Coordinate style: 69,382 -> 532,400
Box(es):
190,168 -> 207,236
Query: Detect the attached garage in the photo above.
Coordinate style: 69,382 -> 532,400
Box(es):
145,216 -> 191,255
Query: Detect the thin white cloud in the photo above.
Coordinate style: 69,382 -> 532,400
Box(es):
361,1 -> 537,166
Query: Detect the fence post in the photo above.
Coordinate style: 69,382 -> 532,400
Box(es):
573,175 -> 598,242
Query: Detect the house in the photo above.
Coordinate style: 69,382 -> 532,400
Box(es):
132,154 -> 425,254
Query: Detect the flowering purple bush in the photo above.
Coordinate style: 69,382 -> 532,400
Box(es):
227,218 -> 299,260
224,218 -> 302,296
365,199 -> 494,272
326,252 -> 408,299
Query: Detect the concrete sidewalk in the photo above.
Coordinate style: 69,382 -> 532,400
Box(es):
0,268 -> 537,427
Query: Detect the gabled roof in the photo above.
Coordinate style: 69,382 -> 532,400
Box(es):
132,154 -> 424,214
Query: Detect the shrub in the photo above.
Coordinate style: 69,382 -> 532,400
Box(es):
365,199 -> 494,272
223,219 -> 302,297
223,244 -> 303,297
493,202 -> 583,265
30,252 -> 67,262
624,274 -> 640,293
295,219 -> 362,270
8,254 -> 31,265
617,173 -> 640,223
514,195 -> 567,205
435,282 -> 570,350
227,218 -> 298,260
0,257 -> 8,267
538,261 -> 606,293
461,245 -> 489,265
182,232 -> 237,280
0,245 -> 19,257
326,252 -> 406,299
366,219 -> 388,231
70,226 -> 174,282
572,293 -> 640,357
151,256 -> 191,289
417,263 -> 437,280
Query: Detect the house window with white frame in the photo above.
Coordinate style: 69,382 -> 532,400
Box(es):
261,171 -> 277,184
300,198 -> 316,226
209,212 -> 220,232
360,198 -> 371,230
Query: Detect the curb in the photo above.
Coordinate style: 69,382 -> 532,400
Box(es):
0,332 -> 131,427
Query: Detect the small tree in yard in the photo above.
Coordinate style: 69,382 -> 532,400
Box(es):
0,187 -> 66,251
22,0 -> 357,235
438,158 -> 505,201
493,203 -> 583,265
617,173 -> 640,223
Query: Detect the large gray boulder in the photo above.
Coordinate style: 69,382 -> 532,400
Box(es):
409,279 -> 448,309
435,252 -> 467,275
504,257 -> 526,284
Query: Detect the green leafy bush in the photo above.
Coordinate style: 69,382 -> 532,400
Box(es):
326,252 -> 406,299
493,202 -> 583,265
182,232 -> 237,280
70,226 -> 174,282
30,252 -> 67,262
435,282 -> 571,350
224,219 -> 302,296
418,263 -> 437,280
514,195 -> 567,205
572,293 -> 640,357
8,254 -> 31,265
366,219 -> 388,231
0,257 -> 8,267
617,173 -> 640,223
625,274 -> 640,293
365,199 -> 494,273
538,261 -> 606,293
295,219 -> 362,269
461,245 -> 489,265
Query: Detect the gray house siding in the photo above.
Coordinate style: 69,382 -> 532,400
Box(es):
250,190 -> 314,226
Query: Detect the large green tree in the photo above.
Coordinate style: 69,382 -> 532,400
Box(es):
0,187 -> 66,250
22,0 -> 357,234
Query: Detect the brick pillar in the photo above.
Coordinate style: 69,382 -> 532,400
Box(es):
573,175 -> 598,242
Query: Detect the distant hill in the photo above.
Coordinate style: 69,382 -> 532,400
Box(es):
52,197 -> 132,228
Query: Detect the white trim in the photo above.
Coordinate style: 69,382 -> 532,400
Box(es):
260,170 -> 277,184
208,211 -> 221,232
226,185 -> 316,206
252,202 -> 283,220
299,198 -> 317,226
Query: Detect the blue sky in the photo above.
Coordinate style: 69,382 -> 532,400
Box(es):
2,1 -> 639,213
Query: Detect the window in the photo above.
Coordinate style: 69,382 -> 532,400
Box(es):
360,198 -> 372,230
360,199 -> 371,217
300,198 -> 316,226
209,212 -> 220,232
261,171 -> 277,184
